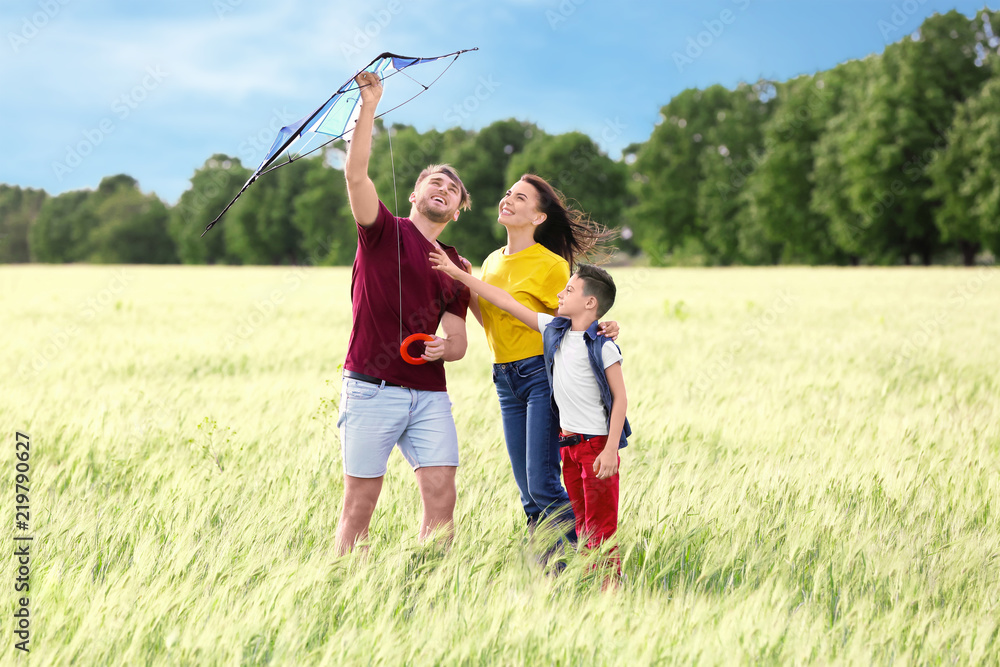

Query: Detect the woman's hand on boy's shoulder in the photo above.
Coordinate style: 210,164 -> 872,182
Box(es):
598,320 -> 619,341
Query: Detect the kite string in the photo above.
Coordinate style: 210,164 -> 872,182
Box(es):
386,106 -> 403,347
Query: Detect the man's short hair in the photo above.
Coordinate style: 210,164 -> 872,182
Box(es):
575,264 -> 616,319
416,164 -> 471,211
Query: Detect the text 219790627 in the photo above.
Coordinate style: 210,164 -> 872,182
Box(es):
14,431 -> 32,653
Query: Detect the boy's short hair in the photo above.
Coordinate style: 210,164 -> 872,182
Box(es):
575,264 -> 616,319
415,164 -> 472,211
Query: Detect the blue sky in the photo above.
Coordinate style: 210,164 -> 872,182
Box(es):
2,0 -> 995,203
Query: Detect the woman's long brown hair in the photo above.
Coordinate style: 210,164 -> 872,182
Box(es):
520,174 -> 617,269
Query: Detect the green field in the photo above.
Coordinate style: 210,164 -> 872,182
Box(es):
2,264 -> 999,665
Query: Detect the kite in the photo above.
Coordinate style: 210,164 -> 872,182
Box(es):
201,48 -> 477,236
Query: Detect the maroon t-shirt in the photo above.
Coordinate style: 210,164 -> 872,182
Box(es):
344,201 -> 470,391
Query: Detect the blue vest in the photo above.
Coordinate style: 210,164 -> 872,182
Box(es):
542,317 -> 632,449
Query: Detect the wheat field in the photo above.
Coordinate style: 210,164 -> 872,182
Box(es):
1,264 -> 998,665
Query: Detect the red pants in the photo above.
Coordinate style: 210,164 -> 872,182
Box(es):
560,434 -> 619,551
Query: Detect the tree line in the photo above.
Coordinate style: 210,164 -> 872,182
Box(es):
3,9 -> 997,267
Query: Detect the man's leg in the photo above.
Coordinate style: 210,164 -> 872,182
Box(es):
335,378 -> 409,554
335,475 -> 384,555
415,466 -> 457,541
397,389 -> 461,543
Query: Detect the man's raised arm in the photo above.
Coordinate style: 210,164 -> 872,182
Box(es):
344,71 -> 383,228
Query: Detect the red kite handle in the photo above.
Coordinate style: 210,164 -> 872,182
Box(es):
400,333 -> 434,365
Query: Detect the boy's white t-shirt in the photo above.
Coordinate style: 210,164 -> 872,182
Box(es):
537,313 -> 623,435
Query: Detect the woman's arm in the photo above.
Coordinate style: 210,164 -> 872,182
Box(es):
430,249 -> 540,332
456,256 -> 484,327
469,296 -> 483,327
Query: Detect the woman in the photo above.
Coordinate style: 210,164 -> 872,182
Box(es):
472,174 -> 616,542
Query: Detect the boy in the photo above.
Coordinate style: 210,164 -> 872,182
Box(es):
430,250 -> 630,559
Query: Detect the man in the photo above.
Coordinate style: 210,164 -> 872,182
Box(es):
335,70 -> 472,554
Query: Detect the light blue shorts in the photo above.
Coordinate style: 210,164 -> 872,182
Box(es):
337,378 -> 459,478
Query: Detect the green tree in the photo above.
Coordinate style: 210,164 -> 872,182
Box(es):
624,85 -> 733,264
0,185 -> 47,263
439,119 -> 541,263
828,11 -> 992,264
291,158 -> 353,265
506,131 -> 627,246
170,155 -> 251,264
223,156 -> 309,264
352,119 -> 544,264
31,175 -> 177,264
86,182 -> 176,264
696,81 -> 775,265
30,189 -> 98,262
928,56 -> 1000,262
810,59 -> 876,265
745,70 -> 853,264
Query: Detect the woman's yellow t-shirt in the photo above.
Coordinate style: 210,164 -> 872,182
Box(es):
479,243 -> 570,364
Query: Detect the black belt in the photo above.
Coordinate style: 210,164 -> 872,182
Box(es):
343,370 -> 401,387
559,433 -> 602,447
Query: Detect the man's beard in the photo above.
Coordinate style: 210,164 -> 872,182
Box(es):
416,198 -> 452,224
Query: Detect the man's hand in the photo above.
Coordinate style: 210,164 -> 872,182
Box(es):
421,335 -> 447,363
355,71 -> 383,107
416,312 -> 469,363
593,445 -> 619,479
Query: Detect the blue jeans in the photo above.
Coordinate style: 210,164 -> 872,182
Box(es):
493,355 -> 575,533
337,378 -> 459,478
